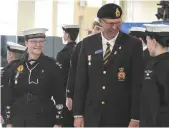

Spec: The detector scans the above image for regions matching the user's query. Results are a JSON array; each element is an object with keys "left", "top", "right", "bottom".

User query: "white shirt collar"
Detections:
[
  {"left": 101, "top": 32, "right": 119, "bottom": 46},
  {"left": 143, "top": 45, "right": 147, "bottom": 51}
]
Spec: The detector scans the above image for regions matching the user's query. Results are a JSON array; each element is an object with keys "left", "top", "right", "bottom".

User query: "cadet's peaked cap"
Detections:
[
  {"left": 62, "top": 24, "right": 80, "bottom": 41},
  {"left": 97, "top": 3, "right": 122, "bottom": 19},
  {"left": 144, "top": 24, "right": 169, "bottom": 47},
  {"left": 7, "top": 42, "right": 27, "bottom": 54},
  {"left": 130, "top": 27, "right": 146, "bottom": 32},
  {"left": 144, "top": 24, "right": 169, "bottom": 33},
  {"left": 22, "top": 28, "right": 48, "bottom": 41}
]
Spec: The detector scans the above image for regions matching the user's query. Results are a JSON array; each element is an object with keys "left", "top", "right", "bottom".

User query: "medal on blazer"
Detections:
[
  {"left": 88, "top": 55, "right": 91, "bottom": 66},
  {"left": 118, "top": 67, "right": 126, "bottom": 81}
]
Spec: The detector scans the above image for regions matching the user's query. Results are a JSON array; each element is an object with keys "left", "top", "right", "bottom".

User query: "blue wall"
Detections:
[{"left": 120, "top": 21, "right": 169, "bottom": 34}]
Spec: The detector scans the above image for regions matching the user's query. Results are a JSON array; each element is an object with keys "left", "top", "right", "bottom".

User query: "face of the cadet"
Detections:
[
  {"left": 146, "top": 36, "right": 156, "bottom": 56},
  {"left": 25, "top": 38, "right": 45, "bottom": 56},
  {"left": 7, "top": 51, "right": 13, "bottom": 63},
  {"left": 92, "top": 25, "right": 102, "bottom": 35},
  {"left": 99, "top": 18, "right": 121, "bottom": 39},
  {"left": 62, "top": 30, "right": 69, "bottom": 44}
]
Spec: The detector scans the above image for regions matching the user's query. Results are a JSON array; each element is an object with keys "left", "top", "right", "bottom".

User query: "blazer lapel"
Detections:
[
  {"left": 106, "top": 32, "right": 126, "bottom": 67},
  {"left": 92, "top": 33, "right": 104, "bottom": 68}
]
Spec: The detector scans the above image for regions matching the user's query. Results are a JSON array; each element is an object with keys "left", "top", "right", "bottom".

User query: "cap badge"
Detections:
[{"left": 115, "top": 8, "right": 120, "bottom": 17}]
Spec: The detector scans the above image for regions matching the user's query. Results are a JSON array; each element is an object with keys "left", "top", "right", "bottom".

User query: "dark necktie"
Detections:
[{"left": 103, "top": 42, "right": 111, "bottom": 65}]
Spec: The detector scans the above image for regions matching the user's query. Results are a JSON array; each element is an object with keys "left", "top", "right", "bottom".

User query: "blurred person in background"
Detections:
[{"left": 56, "top": 24, "right": 80, "bottom": 127}]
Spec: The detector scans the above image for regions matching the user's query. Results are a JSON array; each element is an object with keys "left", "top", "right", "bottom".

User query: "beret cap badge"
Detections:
[{"left": 115, "top": 8, "right": 120, "bottom": 17}]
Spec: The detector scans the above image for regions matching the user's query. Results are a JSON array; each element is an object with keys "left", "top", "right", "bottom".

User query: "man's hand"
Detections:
[
  {"left": 74, "top": 117, "right": 84, "bottom": 128},
  {"left": 6, "top": 124, "right": 12, "bottom": 128},
  {"left": 0, "top": 115, "right": 4, "bottom": 124},
  {"left": 128, "top": 120, "right": 139, "bottom": 128},
  {"left": 66, "top": 98, "right": 73, "bottom": 111},
  {"left": 53, "top": 124, "right": 62, "bottom": 128}
]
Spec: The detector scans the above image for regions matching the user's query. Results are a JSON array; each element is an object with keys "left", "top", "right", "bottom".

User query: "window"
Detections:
[
  {"left": 126, "top": 0, "right": 134, "bottom": 21},
  {"left": 56, "top": 0, "right": 74, "bottom": 37},
  {"left": 87, "top": 0, "right": 102, "bottom": 7},
  {"left": 0, "top": 0, "right": 18, "bottom": 35},
  {"left": 106, "top": 0, "right": 120, "bottom": 5},
  {"left": 35, "top": 0, "right": 53, "bottom": 36}
]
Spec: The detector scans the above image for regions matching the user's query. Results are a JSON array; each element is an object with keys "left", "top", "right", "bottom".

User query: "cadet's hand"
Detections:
[
  {"left": 6, "top": 124, "right": 12, "bottom": 128},
  {"left": 53, "top": 124, "right": 62, "bottom": 128},
  {"left": 128, "top": 120, "right": 139, "bottom": 128},
  {"left": 74, "top": 117, "right": 84, "bottom": 128},
  {"left": 66, "top": 98, "right": 73, "bottom": 111}
]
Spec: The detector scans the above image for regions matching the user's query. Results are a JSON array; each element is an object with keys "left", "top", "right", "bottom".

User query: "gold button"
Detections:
[
  {"left": 102, "top": 86, "right": 106, "bottom": 89},
  {"left": 101, "top": 101, "right": 105, "bottom": 104},
  {"left": 103, "top": 71, "right": 106, "bottom": 74}
]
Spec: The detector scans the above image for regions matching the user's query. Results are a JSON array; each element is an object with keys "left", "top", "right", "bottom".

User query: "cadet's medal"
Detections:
[
  {"left": 17, "top": 65, "right": 24, "bottom": 72},
  {"left": 15, "top": 65, "right": 24, "bottom": 84}
]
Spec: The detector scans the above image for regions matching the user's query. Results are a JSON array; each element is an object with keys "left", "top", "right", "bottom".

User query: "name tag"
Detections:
[{"left": 95, "top": 49, "right": 103, "bottom": 54}]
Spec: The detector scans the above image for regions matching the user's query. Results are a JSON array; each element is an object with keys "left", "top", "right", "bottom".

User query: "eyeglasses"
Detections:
[
  {"left": 28, "top": 40, "right": 45, "bottom": 45},
  {"left": 102, "top": 19, "right": 122, "bottom": 25}
]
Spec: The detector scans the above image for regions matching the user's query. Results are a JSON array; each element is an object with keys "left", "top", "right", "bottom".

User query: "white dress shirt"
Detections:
[{"left": 101, "top": 32, "right": 119, "bottom": 56}]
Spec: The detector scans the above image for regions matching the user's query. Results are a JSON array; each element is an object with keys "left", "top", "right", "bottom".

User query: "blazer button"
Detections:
[
  {"left": 101, "top": 101, "right": 105, "bottom": 105},
  {"left": 103, "top": 71, "right": 106, "bottom": 74}
]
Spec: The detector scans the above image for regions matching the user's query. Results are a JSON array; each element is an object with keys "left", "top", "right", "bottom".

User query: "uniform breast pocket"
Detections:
[
  {"left": 38, "top": 69, "right": 46, "bottom": 84},
  {"left": 87, "top": 54, "right": 102, "bottom": 67}
]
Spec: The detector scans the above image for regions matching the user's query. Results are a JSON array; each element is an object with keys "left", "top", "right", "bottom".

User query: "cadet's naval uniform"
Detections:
[
  {"left": 140, "top": 24, "right": 169, "bottom": 127},
  {"left": 1, "top": 28, "right": 66, "bottom": 127}
]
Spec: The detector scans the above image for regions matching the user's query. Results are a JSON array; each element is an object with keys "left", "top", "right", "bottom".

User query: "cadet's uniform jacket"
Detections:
[
  {"left": 140, "top": 52, "right": 169, "bottom": 127},
  {"left": 1, "top": 60, "right": 20, "bottom": 120},
  {"left": 66, "top": 41, "right": 82, "bottom": 99},
  {"left": 1, "top": 54, "right": 66, "bottom": 127},
  {"left": 56, "top": 42, "right": 76, "bottom": 89},
  {"left": 73, "top": 32, "right": 144, "bottom": 127}
]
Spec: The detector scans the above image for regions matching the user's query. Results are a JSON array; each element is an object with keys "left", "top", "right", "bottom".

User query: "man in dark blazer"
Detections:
[{"left": 73, "top": 3, "right": 144, "bottom": 127}]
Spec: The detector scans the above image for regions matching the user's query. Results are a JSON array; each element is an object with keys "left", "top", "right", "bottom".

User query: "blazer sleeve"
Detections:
[
  {"left": 50, "top": 61, "right": 66, "bottom": 125},
  {"left": 73, "top": 41, "right": 88, "bottom": 116},
  {"left": 66, "top": 43, "right": 82, "bottom": 99},
  {"left": 130, "top": 39, "right": 144, "bottom": 120}
]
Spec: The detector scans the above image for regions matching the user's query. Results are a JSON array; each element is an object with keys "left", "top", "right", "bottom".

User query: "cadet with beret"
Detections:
[
  {"left": 140, "top": 24, "right": 169, "bottom": 127},
  {"left": 129, "top": 27, "right": 151, "bottom": 65},
  {"left": 1, "top": 28, "right": 66, "bottom": 127},
  {"left": 73, "top": 3, "right": 144, "bottom": 127}
]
